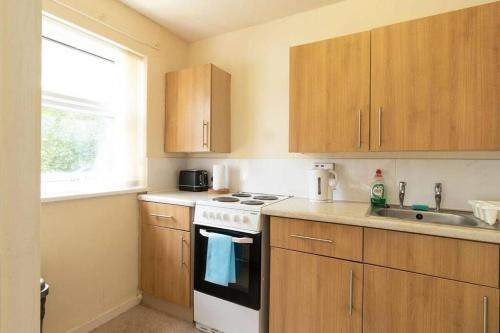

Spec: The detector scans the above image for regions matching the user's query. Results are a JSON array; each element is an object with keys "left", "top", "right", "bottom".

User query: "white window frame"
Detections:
[{"left": 40, "top": 14, "right": 147, "bottom": 202}]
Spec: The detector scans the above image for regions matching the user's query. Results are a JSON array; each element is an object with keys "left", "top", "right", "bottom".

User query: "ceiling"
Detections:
[{"left": 120, "top": 0, "right": 342, "bottom": 42}]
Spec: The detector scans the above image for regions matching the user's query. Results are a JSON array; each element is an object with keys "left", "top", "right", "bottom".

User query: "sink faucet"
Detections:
[
  {"left": 398, "top": 181, "right": 407, "bottom": 208},
  {"left": 435, "top": 183, "right": 442, "bottom": 211}
]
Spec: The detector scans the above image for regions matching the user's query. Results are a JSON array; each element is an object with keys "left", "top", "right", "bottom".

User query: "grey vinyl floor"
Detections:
[{"left": 91, "top": 305, "right": 198, "bottom": 333}]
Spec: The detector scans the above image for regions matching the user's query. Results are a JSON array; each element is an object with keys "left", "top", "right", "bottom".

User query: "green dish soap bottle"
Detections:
[{"left": 370, "top": 169, "right": 386, "bottom": 206}]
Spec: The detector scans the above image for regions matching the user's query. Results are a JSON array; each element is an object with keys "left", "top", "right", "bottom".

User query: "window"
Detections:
[{"left": 41, "top": 15, "right": 146, "bottom": 198}]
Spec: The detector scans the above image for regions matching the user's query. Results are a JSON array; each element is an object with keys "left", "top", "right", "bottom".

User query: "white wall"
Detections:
[
  {"left": 0, "top": 0, "right": 41, "bottom": 332},
  {"left": 147, "top": 158, "right": 187, "bottom": 192},
  {"left": 40, "top": 194, "right": 140, "bottom": 332}
]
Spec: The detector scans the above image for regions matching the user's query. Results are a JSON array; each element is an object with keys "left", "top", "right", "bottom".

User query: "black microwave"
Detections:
[{"left": 179, "top": 169, "right": 209, "bottom": 192}]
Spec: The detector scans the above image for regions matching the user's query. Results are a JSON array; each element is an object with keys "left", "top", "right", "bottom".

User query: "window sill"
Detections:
[{"left": 41, "top": 186, "right": 147, "bottom": 203}]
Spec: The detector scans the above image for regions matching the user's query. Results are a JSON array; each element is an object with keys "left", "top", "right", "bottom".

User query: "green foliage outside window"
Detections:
[{"left": 41, "top": 107, "right": 109, "bottom": 173}]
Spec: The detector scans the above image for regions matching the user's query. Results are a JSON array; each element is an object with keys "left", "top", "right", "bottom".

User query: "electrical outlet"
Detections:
[{"left": 313, "top": 162, "right": 335, "bottom": 170}]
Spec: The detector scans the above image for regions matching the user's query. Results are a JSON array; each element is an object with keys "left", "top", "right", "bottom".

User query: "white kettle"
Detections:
[{"left": 308, "top": 168, "right": 338, "bottom": 202}]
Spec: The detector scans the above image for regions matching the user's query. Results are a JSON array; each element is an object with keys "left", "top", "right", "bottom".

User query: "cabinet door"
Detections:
[
  {"left": 363, "top": 265, "right": 499, "bottom": 333},
  {"left": 270, "top": 247, "right": 362, "bottom": 333},
  {"left": 289, "top": 31, "right": 370, "bottom": 152},
  {"left": 141, "top": 224, "right": 191, "bottom": 307},
  {"left": 165, "top": 64, "right": 211, "bottom": 152},
  {"left": 209, "top": 65, "right": 231, "bottom": 153},
  {"left": 371, "top": 2, "right": 500, "bottom": 151}
]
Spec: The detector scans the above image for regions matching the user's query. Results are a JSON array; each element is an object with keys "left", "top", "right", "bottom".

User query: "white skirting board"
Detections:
[{"left": 70, "top": 294, "right": 143, "bottom": 333}]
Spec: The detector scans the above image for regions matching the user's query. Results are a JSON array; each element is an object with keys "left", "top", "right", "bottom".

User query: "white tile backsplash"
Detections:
[
  {"left": 185, "top": 158, "right": 396, "bottom": 200},
  {"left": 146, "top": 157, "right": 500, "bottom": 211},
  {"left": 333, "top": 159, "right": 397, "bottom": 203},
  {"left": 181, "top": 158, "right": 500, "bottom": 211},
  {"left": 396, "top": 160, "right": 500, "bottom": 210}
]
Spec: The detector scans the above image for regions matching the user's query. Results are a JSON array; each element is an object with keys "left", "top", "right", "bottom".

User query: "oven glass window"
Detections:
[
  {"left": 230, "top": 243, "right": 250, "bottom": 292},
  {"left": 194, "top": 225, "right": 261, "bottom": 310}
]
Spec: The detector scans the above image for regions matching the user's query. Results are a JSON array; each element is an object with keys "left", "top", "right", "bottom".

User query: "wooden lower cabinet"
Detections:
[
  {"left": 141, "top": 224, "right": 191, "bottom": 307},
  {"left": 269, "top": 217, "right": 500, "bottom": 332},
  {"left": 140, "top": 201, "right": 191, "bottom": 231},
  {"left": 364, "top": 228, "right": 500, "bottom": 287},
  {"left": 269, "top": 247, "right": 362, "bottom": 333},
  {"left": 270, "top": 217, "right": 363, "bottom": 261},
  {"left": 363, "top": 264, "right": 499, "bottom": 333}
]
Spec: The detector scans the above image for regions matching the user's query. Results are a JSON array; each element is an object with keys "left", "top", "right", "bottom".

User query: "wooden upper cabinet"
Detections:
[
  {"left": 371, "top": 2, "right": 500, "bottom": 151},
  {"left": 363, "top": 265, "right": 499, "bottom": 333},
  {"left": 165, "top": 64, "right": 231, "bottom": 153},
  {"left": 289, "top": 31, "right": 370, "bottom": 152}
]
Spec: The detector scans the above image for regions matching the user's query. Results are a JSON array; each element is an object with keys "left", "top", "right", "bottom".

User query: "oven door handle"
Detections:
[{"left": 199, "top": 229, "right": 254, "bottom": 244}]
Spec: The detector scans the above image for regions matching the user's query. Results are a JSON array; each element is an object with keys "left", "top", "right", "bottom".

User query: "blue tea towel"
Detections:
[{"left": 204, "top": 233, "right": 236, "bottom": 286}]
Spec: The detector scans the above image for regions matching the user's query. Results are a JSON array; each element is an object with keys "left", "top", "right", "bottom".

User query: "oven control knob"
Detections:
[
  {"left": 242, "top": 216, "right": 249, "bottom": 223},
  {"left": 233, "top": 215, "right": 240, "bottom": 222},
  {"left": 202, "top": 211, "right": 208, "bottom": 218},
  {"left": 223, "top": 214, "right": 229, "bottom": 220},
  {"left": 209, "top": 212, "right": 215, "bottom": 218},
  {"left": 216, "top": 213, "right": 222, "bottom": 219}
]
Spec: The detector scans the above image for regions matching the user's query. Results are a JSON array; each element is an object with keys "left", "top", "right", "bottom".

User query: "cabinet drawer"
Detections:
[
  {"left": 140, "top": 201, "right": 191, "bottom": 231},
  {"left": 270, "top": 217, "right": 363, "bottom": 261},
  {"left": 364, "top": 228, "right": 499, "bottom": 287}
]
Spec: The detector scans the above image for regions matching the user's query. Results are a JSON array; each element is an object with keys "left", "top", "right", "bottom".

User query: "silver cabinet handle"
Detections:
[
  {"left": 483, "top": 296, "right": 488, "bottom": 333},
  {"left": 377, "top": 107, "right": 382, "bottom": 147},
  {"left": 289, "top": 234, "right": 333, "bottom": 243},
  {"left": 349, "top": 269, "right": 353, "bottom": 316},
  {"left": 317, "top": 177, "right": 321, "bottom": 195},
  {"left": 357, "top": 110, "right": 361, "bottom": 148},
  {"left": 378, "top": 107, "right": 382, "bottom": 147},
  {"left": 202, "top": 121, "right": 209, "bottom": 148},
  {"left": 180, "top": 236, "right": 184, "bottom": 269},
  {"left": 149, "top": 213, "right": 173, "bottom": 219}
]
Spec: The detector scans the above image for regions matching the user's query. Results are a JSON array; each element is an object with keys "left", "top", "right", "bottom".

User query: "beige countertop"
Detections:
[
  {"left": 262, "top": 197, "right": 500, "bottom": 244},
  {"left": 138, "top": 191, "right": 216, "bottom": 207},
  {"left": 138, "top": 192, "right": 500, "bottom": 244}
]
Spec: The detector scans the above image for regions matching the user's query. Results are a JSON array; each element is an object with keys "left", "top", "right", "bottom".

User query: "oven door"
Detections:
[{"left": 194, "top": 224, "right": 262, "bottom": 310}]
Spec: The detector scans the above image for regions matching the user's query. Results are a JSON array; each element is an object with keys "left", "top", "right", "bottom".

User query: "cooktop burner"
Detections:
[
  {"left": 241, "top": 200, "right": 265, "bottom": 206},
  {"left": 231, "top": 193, "right": 252, "bottom": 198},
  {"left": 253, "top": 195, "right": 279, "bottom": 200},
  {"left": 213, "top": 197, "right": 240, "bottom": 202}
]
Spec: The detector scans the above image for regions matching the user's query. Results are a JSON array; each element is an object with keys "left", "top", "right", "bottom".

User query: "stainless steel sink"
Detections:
[{"left": 369, "top": 205, "right": 499, "bottom": 230}]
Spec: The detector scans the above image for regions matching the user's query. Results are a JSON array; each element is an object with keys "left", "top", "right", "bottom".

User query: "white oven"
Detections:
[{"left": 192, "top": 193, "right": 288, "bottom": 333}]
